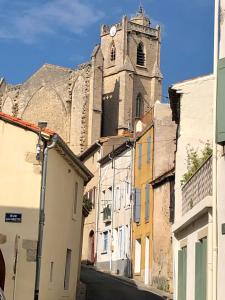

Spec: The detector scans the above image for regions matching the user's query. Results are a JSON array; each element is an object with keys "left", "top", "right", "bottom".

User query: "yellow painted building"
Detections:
[
  {"left": 0, "top": 112, "right": 92, "bottom": 300},
  {"left": 132, "top": 124, "right": 154, "bottom": 285}
]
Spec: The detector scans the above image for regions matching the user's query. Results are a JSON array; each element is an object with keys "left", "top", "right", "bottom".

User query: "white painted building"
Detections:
[
  {"left": 169, "top": 75, "right": 214, "bottom": 300},
  {"left": 215, "top": 1, "right": 225, "bottom": 299},
  {"left": 96, "top": 141, "right": 133, "bottom": 277}
]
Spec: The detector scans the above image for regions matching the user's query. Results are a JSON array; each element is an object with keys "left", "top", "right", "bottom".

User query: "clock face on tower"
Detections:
[{"left": 110, "top": 26, "right": 117, "bottom": 37}]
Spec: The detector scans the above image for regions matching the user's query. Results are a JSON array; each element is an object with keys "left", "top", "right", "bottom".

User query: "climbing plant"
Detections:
[{"left": 181, "top": 142, "right": 212, "bottom": 186}]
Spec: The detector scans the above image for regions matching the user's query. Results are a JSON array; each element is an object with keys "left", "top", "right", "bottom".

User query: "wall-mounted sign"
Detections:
[{"left": 5, "top": 213, "right": 22, "bottom": 223}]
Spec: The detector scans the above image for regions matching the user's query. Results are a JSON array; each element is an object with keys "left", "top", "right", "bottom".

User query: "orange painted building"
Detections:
[{"left": 132, "top": 124, "right": 154, "bottom": 285}]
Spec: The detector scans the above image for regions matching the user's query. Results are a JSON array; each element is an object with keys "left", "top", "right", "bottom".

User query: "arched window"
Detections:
[
  {"left": 137, "top": 42, "right": 145, "bottom": 66},
  {"left": 136, "top": 94, "right": 143, "bottom": 118},
  {"left": 110, "top": 43, "right": 116, "bottom": 61}
]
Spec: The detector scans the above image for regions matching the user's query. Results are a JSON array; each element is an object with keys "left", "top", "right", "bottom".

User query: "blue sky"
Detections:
[{"left": 0, "top": 0, "right": 214, "bottom": 99}]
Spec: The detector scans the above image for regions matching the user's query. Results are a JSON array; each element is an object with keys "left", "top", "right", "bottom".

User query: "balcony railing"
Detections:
[
  {"left": 103, "top": 205, "right": 112, "bottom": 223},
  {"left": 182, "top": 156, "right": 212, "bottom": 215}
]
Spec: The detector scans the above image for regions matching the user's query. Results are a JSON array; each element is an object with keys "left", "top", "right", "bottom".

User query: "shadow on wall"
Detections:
[{"left": 101, "top": 80, "right": 120, "bottom": 137}]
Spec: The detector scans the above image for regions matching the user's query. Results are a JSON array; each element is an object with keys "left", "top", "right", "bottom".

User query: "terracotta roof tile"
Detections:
[{"left": 0, "top": 112, "right": 55, "bottom": 136}]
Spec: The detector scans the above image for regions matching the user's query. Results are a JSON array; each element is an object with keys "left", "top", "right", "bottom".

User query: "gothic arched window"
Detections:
[
  {"left": 137, "top": 42, "right": 145, "bottom": 66},
  {"left": 110, "top": 43, "right": 116, "bottom": 61},
  {"left": 136, "top": 94, "right": 143, "bottom": 118}
]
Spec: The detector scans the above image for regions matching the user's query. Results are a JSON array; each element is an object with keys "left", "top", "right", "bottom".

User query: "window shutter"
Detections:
[
  {"left": 138, "top": 144, "right": 142, "bottom": 169},
  {"left": 145, "top": 184, "right": 150, "bottom": 221},
  {"left": 147, "top": 137, "right": 151, "bottom": 162},
  {"left": 134, "top": 188, "right": 141, "bottom": 223},
  {"left": 216, "top": 58, "right": 225, "bottom": 144}
]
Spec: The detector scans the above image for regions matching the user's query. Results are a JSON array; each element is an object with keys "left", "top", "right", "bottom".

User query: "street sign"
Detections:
[{"left": 5, "top": 213, "right": 22, "bottom": 223}]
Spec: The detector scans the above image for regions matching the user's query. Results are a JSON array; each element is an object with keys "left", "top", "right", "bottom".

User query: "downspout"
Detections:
[
  {"left": 95, "top": 142, "right": 102, "bottom": 265},
  {"left": 126, "top": 142, "right": 134, "bottom": 278},
  {"left": 34, "top": 134, "right": 57, "bottom": 300},
  {"left": 109, "top": 148, "right": 116, "bottom": 272},
  {"left": 212, "top": 0, "right": 219, "bottom": 299}
]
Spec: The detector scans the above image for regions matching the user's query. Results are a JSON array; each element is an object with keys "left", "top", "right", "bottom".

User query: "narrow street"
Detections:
[{"left": 80, "top": 266, "right": 164, "bottom": 300}]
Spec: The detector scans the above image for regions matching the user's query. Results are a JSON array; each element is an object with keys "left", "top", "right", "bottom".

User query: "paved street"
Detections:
[{"left": 80, "top": 266, "right": 164, "bottom": 300}]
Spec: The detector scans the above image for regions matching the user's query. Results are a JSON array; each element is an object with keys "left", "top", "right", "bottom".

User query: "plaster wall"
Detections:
[
  {"left": 217, "top": 2, "right": 225, "bottom": 298},
  {"left": 97, "top": 148, "right": 132, "bottom": 276},
  {"left": 153, "top": 102, "right": 176, "bottom": 179},
  {"left": 81, "top": 148, "right": 101, "bottom": 263},
  {"left": 152, "top": 181, "right": 173, "bottom": 293},
  {"left": 39, "top": 149, "right": 84, "bottom": 300},
  {"left": 0, "top": 121, "right": 41, "bottom": 300},
  {"left": 173, "top": 75, "right": 214, "bottom": 222}
]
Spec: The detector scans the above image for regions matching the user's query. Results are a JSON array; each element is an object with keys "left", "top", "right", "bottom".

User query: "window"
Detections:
[
  {"left": 145, "top": 184, "right": 150, "bottom": 222},
  {"left": 147, "top": 137, "right": 151, "bottom": 162},
  {"left": 50, "top": 262, "right": 54, "bottom": 283},
  {"left": 119, "top": 227, "right": 124, "bottom": 258},
  {"left": 138, "top": 143, "right": 142, "bottom": 169},
  {"left": 136, "top": 94, "right": 143, "bottom": 118},
  {"left": 102, "top": 231, "right": 109, "bottom": 253},
  {"left": 137, "top": 42, "right": 145, "bottom": 66},
  {"left": 73, "top": 182, "right": 78, "bottom": 215},
  {"left": 110, "top": 43, "right": 116, "bottom": 61},
  {"left": 64, "top": 249, "right": 72, "bottom": 290},
  {"left": 134, "top": 239, "right": 141, "bottom": 273}
]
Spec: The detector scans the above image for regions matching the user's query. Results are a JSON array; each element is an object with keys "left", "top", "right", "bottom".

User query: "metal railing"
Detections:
[
  {"left": 182, "top": 156, "right": 212, "bottom": 215},
  {"left": 103, "top": 204, "right": 112, "bottom": 222}
]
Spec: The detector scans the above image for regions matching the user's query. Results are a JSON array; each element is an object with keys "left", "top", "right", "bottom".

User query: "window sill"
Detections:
[
  {"left": 136, "top": 65, "right": 147, "bottom": 70},
  {"left": 101, "top": 251, "right": 108, "bottom": 254}
]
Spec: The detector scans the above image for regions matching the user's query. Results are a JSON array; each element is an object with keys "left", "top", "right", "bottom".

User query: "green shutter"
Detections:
[
  {"left": 216, "top": 58, "right": 225, "bottom": 144},
  {"left": 195, "top": 237, "right": 207, "bottom": 300},
  {"left": 202, "top": 238, "right": 207, "bottom": 300},
  {"left": 178, "top": 247, "right": 187, "bottom": 300}
]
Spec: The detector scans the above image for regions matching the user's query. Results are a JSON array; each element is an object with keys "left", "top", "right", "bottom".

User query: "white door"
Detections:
[{"left": 144, "top": 236, "right": 149, "bottom": 285}]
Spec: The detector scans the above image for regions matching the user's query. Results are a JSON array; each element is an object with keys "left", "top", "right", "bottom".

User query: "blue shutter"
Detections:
[
  {"left": 138, "top": 143, "right": 142, "bottom": 169},
  {"left": 216, "top": 58, "right": 225, "bottom": 144},
  {"left": 147, "top": 137, "right": 151, "bottom": 162},
  {"left": 145, "top": 184, "right": 150, "bottom": 221},
  {"left": 134, "top": 188, "right": 141, "bottom": 223}
]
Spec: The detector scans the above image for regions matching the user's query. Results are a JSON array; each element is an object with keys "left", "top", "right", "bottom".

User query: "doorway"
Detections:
[
  {"left": 0, "top": 249, "right": 5, "bottom": 290},
  {"left": 88, "top": 230, "right": 95, "bottom": 265},
  {"left": 144, "top": 236, "right": 149, "bottom": 285}
]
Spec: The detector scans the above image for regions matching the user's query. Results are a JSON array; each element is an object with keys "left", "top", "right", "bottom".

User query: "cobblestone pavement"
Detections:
[{"left": 80, "top": 266, "right": 164, "bottom": 300}]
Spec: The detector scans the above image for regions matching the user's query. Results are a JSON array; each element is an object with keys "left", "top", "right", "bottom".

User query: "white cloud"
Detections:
[{"left": 0, "top": 0, "right": 104, "bottom": 43}]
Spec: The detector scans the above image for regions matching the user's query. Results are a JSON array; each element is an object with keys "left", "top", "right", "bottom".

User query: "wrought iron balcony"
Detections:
[
  {"left": 103, "top": 204, "right": 112, "bottom": 223},
  {"left": 182, "top": 156, "right": 212, "bottom": 215}
]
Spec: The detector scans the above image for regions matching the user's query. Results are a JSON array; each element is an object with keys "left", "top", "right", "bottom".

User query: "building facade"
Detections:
[
  {"left": 79, "top": 142, "right": 101, "bottom": 265},
  {"left": 0, "top": 7, "right": 162, "bottom": 155},
  {"left": 151, "top": 102, "right": 176, "bottom": 293},
  {"left": 96, "top": 141, "right": 133, "bottom": 277},
  {"left": 0, "top": 112, "right": 92, "bottom": 300},
  {"left": 132, "top": 123, "right": 154, "bottom": 285},
  {"left": 132, "top": 102, "right": 175, "bottom": 293},
  {"left": 169, "top": 75, "right": 214, "bottom": 300},
  {"left": 215, "top": 1, "right": 225, "bottom": 299}
]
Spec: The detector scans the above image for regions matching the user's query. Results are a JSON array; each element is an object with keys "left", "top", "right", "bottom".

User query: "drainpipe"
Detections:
[
  {"left": 109, "top": 148, "right": 116, "bottom": 272},
  {"left": 126, "top": 141, "right": 134, "bottom": 278},
  {"left": 95, "top": 142, "right": 102, "bottom": 265},
  {"left": 34, "top": 134, "right": 57, "bottom": 300},
  {"left": 212, "top": 0, "right": 219, "bottom": 299}
]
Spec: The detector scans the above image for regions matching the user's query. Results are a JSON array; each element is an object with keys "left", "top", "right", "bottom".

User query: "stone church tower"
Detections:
[
  {"left": 100, "top": 7, "right": 162, "bottom": 136},
  {"left": 0, "top": 7, "right": 162, "bottom": 154}
]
